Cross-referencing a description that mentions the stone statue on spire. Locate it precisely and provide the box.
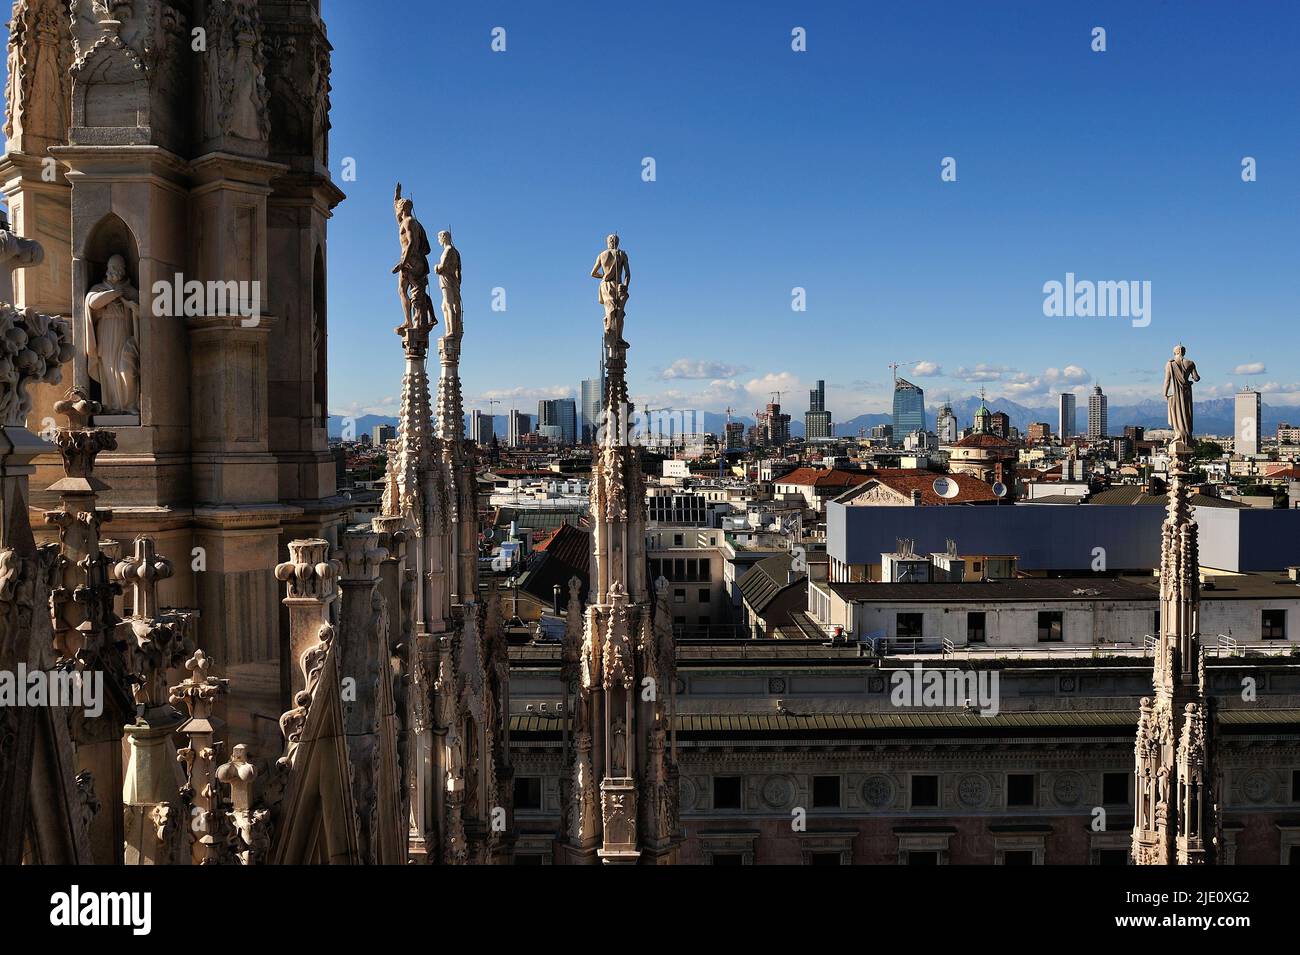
[1164,344,1200,448]
[435,229,462,343]
[591,233,630,351]
[1134,342,1217,865]
[392,183,434,332]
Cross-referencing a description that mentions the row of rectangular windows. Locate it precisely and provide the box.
[894,609,1290,642]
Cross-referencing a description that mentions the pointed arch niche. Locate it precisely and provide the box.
[75,212,140,425]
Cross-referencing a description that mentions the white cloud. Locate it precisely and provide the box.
[1233,362,1267,375]
[473,384,575,408]
[912,361,942,376]
[952,363,1013,382]
[1044,365,1090,385]
[659,358,748,380]
[639,371,803,414]
[744,371,802,404]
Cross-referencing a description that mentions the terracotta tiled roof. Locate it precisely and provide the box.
[850,469,999,505]
[774,467,873,489]
[953,431,1015,449]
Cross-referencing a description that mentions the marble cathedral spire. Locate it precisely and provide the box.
[1133,345,1218,865]
[561,234,679,864]
[380,188,508,864]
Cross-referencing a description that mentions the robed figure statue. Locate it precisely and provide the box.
[1164,344,1200,447]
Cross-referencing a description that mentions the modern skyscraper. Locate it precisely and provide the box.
[580,360,605,443]
[538,398,578,445]
[471,410,494,445]
[372,424,396,446]
[1235,389,1262,456]
[507,410,532,447]
[1088,385,1108,440]
[892,378,925,437]
[805,379,832,440]
[935,403,958,445]
[1058,392,1076,439]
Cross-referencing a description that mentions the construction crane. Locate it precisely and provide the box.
[719,406,735,478]
[888,360,924,384]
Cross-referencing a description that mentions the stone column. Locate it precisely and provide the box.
[274,537,339,702]
[336,528,387,864]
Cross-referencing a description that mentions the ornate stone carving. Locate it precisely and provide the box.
[274,538,338,600]
[862,774,896,809]
[218,743,270,865]
[169,650,231,864]
[0,302,72,425]
[956,773,990,809]
[277,623,333,770]
[201,0,270,144]
[4,0,73,155]
[761,774,795,810]
[0,209,46,307]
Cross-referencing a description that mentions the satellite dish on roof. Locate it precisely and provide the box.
[932,477,959,499]
[991,481,1008,499]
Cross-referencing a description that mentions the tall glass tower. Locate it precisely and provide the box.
[892,378,926,437]
[580,351,606,443]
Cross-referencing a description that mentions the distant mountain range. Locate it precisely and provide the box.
[840,396,1290,439]
[330,396,1289,442]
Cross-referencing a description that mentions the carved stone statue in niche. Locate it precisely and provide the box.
[85,253,140,414]
[228,4,266,141]
[611,716,628,776]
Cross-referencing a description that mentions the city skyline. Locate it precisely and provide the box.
[314,0,1298,426]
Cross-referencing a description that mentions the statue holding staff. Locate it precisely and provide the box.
[392,182,434,331]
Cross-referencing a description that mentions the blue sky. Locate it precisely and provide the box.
[321,0,1298,423]
[9,2,1299,422]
